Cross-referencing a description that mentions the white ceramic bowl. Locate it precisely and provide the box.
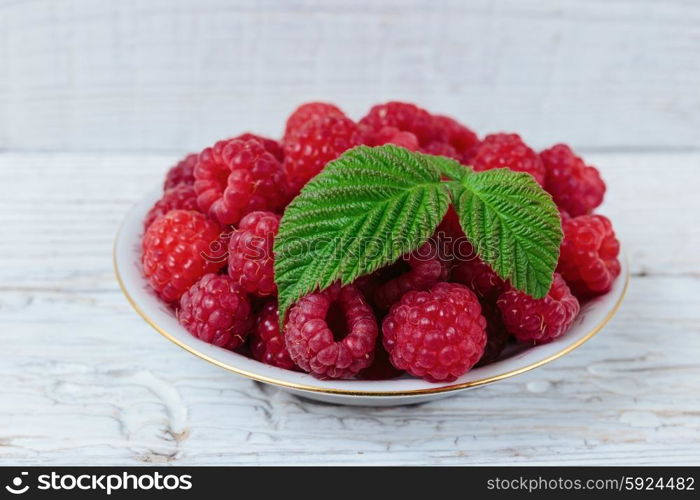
[114,189,628,406]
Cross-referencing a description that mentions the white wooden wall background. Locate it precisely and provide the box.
[1,0,699,466]
[1,0,699,152]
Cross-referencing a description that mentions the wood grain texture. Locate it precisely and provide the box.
[0,151,698,465]
[1,0,700,152]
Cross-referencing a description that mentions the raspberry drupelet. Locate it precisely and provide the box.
[141,210,225,303]
[284,284,378,379]
[164,153,197,190]
[177,273,252,350]
[283,102,346,141]
[497,273,579,344]
[471,133,545,185]
[283,114,362,195]
[194,138,289,226]
[558,214,621,297]
[373,239,451,311]
[144,184,199,230]
[227,211,280,297]
[382,282,487,382]
[250,301,296,370]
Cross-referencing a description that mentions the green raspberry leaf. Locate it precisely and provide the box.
[273,145,562,327]
[446,165,562,299]
[274,145,450,325]
[424,153,470,181]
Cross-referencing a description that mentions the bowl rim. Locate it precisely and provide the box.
[114,194,629,398]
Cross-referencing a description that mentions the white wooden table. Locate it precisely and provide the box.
[1,151,698,465]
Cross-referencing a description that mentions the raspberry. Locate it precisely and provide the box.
[431,115,480,162]
[365,126,420,151]
[497,273,579,343]
[227,211,280,297]
[176,273,252,350]
[374,239,451,311]
[234,133,284,162]
[475,302,511,366]
[164,153,197,190]
[283,102,345,141]
[194,138,289,226]
[142,210,225,303]
[540,144,606,216]
[472,133,545,185]
[421,141,460,160]
[283,115,362,194]
[451,246,505,301]
[284,284,378,379]
[359,101,436,146]
[382,282,487,382]
[144,184,199,229]
[250,301,296,370]
[558,214,620,297]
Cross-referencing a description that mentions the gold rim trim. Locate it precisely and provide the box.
[114,222,629,398]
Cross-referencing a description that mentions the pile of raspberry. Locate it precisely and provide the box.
[141,101,620,383]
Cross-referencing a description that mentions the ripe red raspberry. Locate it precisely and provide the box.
[227,211,280,297]
[164,153,197,190]
[497,273,580,343]
[382,282,487,382]
[451,248,505,301]
[365,126,420,151]
[359,101,436,146]
[472,133,545,185]
[142,210,225,303]
[176,273,252,350]
[431,115,480,162]
[283,102,345,141]
[250,301,296,370]
[374,239,451,310]
[144,184,199,229]
[234,133,284,162]
[283,115,362,194]
[475,302,511,366]
[194,138,289,226]
[540,144,606,216]
[421,141,461,160]
[284,284,378,379]
[558,214,620,297]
